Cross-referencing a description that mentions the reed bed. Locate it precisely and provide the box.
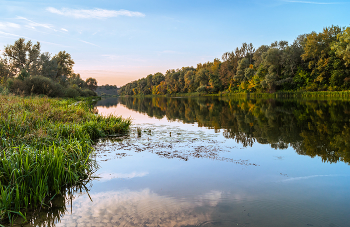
[0,94,130,224]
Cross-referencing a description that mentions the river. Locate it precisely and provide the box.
[23,96,350,227]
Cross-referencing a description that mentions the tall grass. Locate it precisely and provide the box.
[0,94,130,224]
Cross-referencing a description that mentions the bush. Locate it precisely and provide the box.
[80,88,97,97]
[24,76,64,97]
[64,87,80,98]
[7,78,26,95]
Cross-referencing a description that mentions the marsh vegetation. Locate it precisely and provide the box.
[0,94,130,224]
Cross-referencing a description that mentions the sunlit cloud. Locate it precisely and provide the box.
[16,16,54,30]
[46,7,145,19]
[61,28,68,32]
[283,0,344,4]
[0,22,21,30]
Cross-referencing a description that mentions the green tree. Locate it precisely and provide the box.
[86,77,98,91]
[53,51,75,80]
[301,25,342,86]
[3,38,41,75]
[332,26,350,67]
[39,52,58,79]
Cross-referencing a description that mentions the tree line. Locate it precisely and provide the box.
[119,25,350,95]
[0,38,98,97]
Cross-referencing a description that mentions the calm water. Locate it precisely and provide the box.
[22,97,350,227]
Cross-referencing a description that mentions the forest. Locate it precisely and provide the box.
[0,38,98,97]
[119,25,350,96]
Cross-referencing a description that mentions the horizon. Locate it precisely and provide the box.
[1,0,349,86]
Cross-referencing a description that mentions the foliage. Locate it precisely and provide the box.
[0,38,98,98]
[119,25,350,96]
[0,95,131,224]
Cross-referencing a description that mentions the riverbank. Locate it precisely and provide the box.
[0,95,131,224]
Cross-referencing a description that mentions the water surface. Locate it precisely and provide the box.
[22,97,350,227]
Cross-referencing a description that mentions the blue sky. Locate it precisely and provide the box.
[0,0,349,86]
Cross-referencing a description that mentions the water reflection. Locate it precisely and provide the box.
[17,97,350,226]
[116,97,350,164]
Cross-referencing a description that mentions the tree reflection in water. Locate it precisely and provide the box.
[118,96,350,164]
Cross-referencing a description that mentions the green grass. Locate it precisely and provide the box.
[0,94,130,224]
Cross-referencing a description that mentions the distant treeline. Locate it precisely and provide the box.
[0,38,98,97]
[119,25,350,95]
[96,84,119,96]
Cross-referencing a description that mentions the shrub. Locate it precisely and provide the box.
[64,87,80,98]
[23,76,64,97]
[7,78,26,95]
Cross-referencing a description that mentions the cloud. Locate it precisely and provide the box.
[0,22,21,30]
[16,16,54,30]
[282,174,349,182]
[158,50,185,54]
[0,31,70,47]
[79,39,99,47]
[283,0,343,4]
[56,189,222,226]
[96,171,149,182]
[0,31,27,38]
[61,28,68,32]
[46,7,145,19]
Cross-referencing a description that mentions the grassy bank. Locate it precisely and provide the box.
[0,94,130,224]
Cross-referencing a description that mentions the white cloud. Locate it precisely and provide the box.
[0,22,21,29]
[61,28,68,32]
[56,189,217,226]
[79,39,99,47]
[16,16,54,30]
[283,0,343,4]
[0,31,26,38]
[46,7,145,19]
[282,174,349,182]
[96,171,149,182]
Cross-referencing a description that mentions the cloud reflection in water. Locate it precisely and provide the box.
[56,189,224,226]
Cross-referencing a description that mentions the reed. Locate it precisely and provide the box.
[0,94,130,224]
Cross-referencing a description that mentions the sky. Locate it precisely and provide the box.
[0,0,349,86]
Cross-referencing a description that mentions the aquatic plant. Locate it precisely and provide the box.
[137,127,142,137]
[0,94,130,224]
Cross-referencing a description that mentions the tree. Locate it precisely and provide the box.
[86,77,97,91]
[53,51,75,80]
[332,26,350,67]
[39,52,58,79]
[3,38,41,75]
[301,25,342,85]
[0,57,13,83]
[69,73,86,88]
[195,68,209,87]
